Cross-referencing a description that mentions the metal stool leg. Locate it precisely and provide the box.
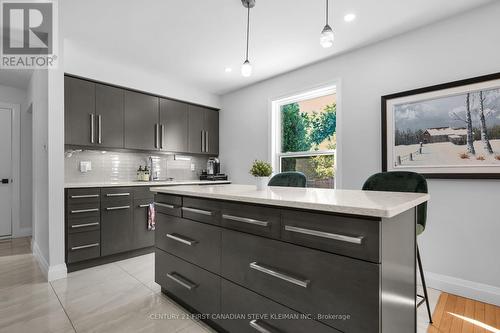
[417,245,433,323]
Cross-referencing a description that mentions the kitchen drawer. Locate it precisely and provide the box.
[67,202,100,220]
[219,279,338,333]
[221,229,380,333]
[155,249,220,316]
[154,194,182,217]
[155,214,221,273]
[67,230,100,263]
[133,186,155,200]
[220,202,280,239]
[101,187,133,202]
[281,210,380,263]
[67,188,100,205]
[182,197,220,226]
[67,216,100,234]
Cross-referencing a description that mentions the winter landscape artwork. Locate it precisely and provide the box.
[382,73,500,178]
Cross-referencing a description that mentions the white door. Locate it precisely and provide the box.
[0,108,12,237]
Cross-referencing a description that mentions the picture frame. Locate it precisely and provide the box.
[382,72,500,179]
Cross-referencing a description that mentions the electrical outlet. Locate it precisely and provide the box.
[79,161,92,173]
[190,163,195,171]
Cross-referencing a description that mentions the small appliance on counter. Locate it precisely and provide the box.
[201,157,228,181]
[200,173,229,181]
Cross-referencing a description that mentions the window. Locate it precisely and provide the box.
[272,86,337,188]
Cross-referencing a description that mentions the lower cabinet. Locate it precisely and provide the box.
[101,200,133,256]
[132,199,155,249]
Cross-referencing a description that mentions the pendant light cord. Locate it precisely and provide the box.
[245,5,250,61]
[325,0,329,25]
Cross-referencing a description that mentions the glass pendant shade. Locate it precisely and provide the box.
[320,24,334,48]
[241,60,252,77]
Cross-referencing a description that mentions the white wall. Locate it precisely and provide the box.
[0,84,32,237]
[220,2,500,305]
[63,40,221,109]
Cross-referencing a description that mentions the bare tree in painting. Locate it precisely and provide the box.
[451,93,476,154]
[478,90,494,153]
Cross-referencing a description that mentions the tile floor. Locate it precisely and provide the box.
[0,237,438,333]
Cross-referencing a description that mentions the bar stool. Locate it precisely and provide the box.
[268,171,307,188]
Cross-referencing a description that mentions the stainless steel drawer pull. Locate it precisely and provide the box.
[182,207,212,216]
[154,202,175,209]
[166,233,197,246]
[71,208,99,214]
[70,194,99,199]
[71,243,99,251]
[222,214,269,227]
[284,225,364,245]
[166,272,198,290]
[249,262,310,288]
[138,204,152,208]
[71,222,99,229]
[105,193,130,197]
[249,320,279,333]
[105,205,130,211]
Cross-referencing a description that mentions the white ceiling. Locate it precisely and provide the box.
[62,0,493,95]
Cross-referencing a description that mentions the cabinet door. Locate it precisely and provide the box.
[64,76,96,146]
[95,84,124,149]
[159,99,188,152]
[188,105,204,154]
[124,91,159,150]
[205,109,219,155]
[133,199,155,249]
[101,201,133,256]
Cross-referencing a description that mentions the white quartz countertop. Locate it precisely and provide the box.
[151,184,430,218]
[64,180,231,189]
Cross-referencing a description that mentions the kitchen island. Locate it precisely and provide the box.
[151,184,429,333]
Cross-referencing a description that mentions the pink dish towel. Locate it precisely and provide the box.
[148,203,156,231]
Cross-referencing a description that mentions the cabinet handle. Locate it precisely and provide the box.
[90,114,95,143]
[166,272,198,290]
[249,262,310,288]
[249,320,280,333]
[70,194,99,199]
[182,206,212,216]
[205,131,209,153]
[97,114,102,144]
[222,214,268,227]
[105,193,130,197]
[160,124,165,149]
[71,222,99,229]
[154,202,175,209]
[70,208,99,214]
[71,243,99,251]
[284,225,364,245]
[138,204,151,208]
[166,233,197,246]
[201,130,205,152]
[105,205,130,211]
[154,124,159,149]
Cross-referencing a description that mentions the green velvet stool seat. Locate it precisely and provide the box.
[268,171,307,188]
[362,171,433,323]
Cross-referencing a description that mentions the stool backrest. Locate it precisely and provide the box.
[268,171,307,188]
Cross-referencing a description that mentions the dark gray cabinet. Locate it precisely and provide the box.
[64,76,95,146]
[124,91,159,151]
[159,99,188,152]
[133,198,155,249]
[101,200,133,256]
[95,84,124,148]
[188,106,219,155]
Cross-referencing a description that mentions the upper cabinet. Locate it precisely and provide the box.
[124,91,159,151]
[65,75,219,155]
[188,106,219,155]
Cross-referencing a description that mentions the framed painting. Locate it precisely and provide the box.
[382,72,500,179]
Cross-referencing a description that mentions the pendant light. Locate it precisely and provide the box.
[320,0,334,48]
[241,0,255,77]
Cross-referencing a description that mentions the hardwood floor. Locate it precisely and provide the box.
[428,293,500,333]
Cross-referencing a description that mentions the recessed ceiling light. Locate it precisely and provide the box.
[224,67,232,73]
[344,13,356,22]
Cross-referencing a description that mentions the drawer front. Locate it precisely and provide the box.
[67,216,100,234]
[67,202,100,220]
[219,279,338,333]
[155,249,220,315]
[220,202,280,239]
[221,229,380,333]
[182,197,220,226]
[155,214,221,273]
[101,200,133,256]
[132,199,155,249]
[154,194,182,217]
[133,186,155,200]
[67,231,100,263]
[67,188,100,205]
[101,187,133,202]
[281,210,380,263]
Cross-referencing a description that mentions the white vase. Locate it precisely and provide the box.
[255,177,269,190]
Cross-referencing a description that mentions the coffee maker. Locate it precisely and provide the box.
[201,157,228,180]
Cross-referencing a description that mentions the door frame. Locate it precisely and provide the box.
[0,102,20,239]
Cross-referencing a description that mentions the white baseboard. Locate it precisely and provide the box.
[12,227,32,238]
[32,241,68,282]
[425,271,500,306]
